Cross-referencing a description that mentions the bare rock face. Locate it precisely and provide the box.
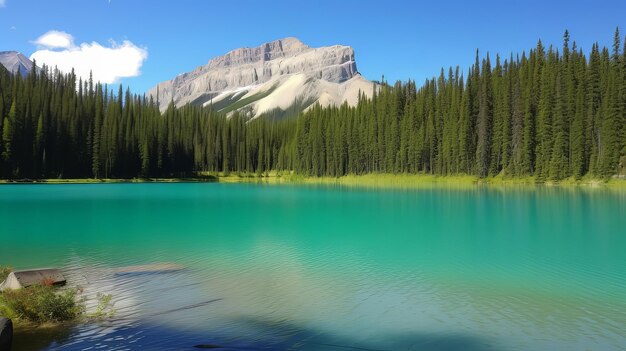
[0,51,34,77]
[148,38,372,116]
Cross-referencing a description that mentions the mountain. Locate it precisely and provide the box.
[148,37,374,117]
[0,51,34,77]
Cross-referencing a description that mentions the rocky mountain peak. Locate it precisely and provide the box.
[0,51,34,77]
[148,38,372,116]
[207,37,309,69]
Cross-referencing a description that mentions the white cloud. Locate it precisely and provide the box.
[33,30,75,49]
[0,0,6,8]
[30,31,148,84]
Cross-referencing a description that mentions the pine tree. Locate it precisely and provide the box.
[2,102,16,177]
[476,54,493,177]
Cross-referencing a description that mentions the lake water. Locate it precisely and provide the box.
[0,183,625,351]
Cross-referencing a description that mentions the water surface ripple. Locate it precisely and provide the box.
[0,183,624,350]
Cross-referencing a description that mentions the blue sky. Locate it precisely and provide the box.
[1,0,625,94]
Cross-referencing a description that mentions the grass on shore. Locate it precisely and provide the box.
[1,172,624,189]
[200,171,626,189]
[1,266,82,325]
[0,284,83,325]
[0,266,11,282]
[0,266,114,326]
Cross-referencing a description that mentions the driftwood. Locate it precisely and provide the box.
[0,269,66,291]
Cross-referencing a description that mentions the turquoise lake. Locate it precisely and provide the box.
[0,183,625,350]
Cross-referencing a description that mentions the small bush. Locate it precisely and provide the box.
[0,284,84,324]
[88,293,115,319]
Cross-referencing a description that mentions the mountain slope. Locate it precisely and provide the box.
[148,38,374,117]
[0,51,34,77]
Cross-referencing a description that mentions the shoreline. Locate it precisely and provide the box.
[0,177,218,184]
[1,173,624,189]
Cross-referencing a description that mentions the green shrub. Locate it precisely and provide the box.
[0,284,84,324]
[88,293,115,319]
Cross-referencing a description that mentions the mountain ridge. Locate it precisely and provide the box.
[148,38,373,117]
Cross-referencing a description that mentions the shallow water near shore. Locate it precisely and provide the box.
[1,183,625,350]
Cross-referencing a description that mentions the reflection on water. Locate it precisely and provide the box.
[12,259,500,351]
[1,183,625,350]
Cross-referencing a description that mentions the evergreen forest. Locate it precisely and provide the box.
[1,31,624,180]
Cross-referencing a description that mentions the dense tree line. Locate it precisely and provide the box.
[0,63,294,179]
[294,30,625,179]
[0,31,624,180]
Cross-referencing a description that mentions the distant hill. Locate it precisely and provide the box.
[0,51,34,77]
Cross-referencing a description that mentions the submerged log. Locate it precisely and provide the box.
[113,263,186,275]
